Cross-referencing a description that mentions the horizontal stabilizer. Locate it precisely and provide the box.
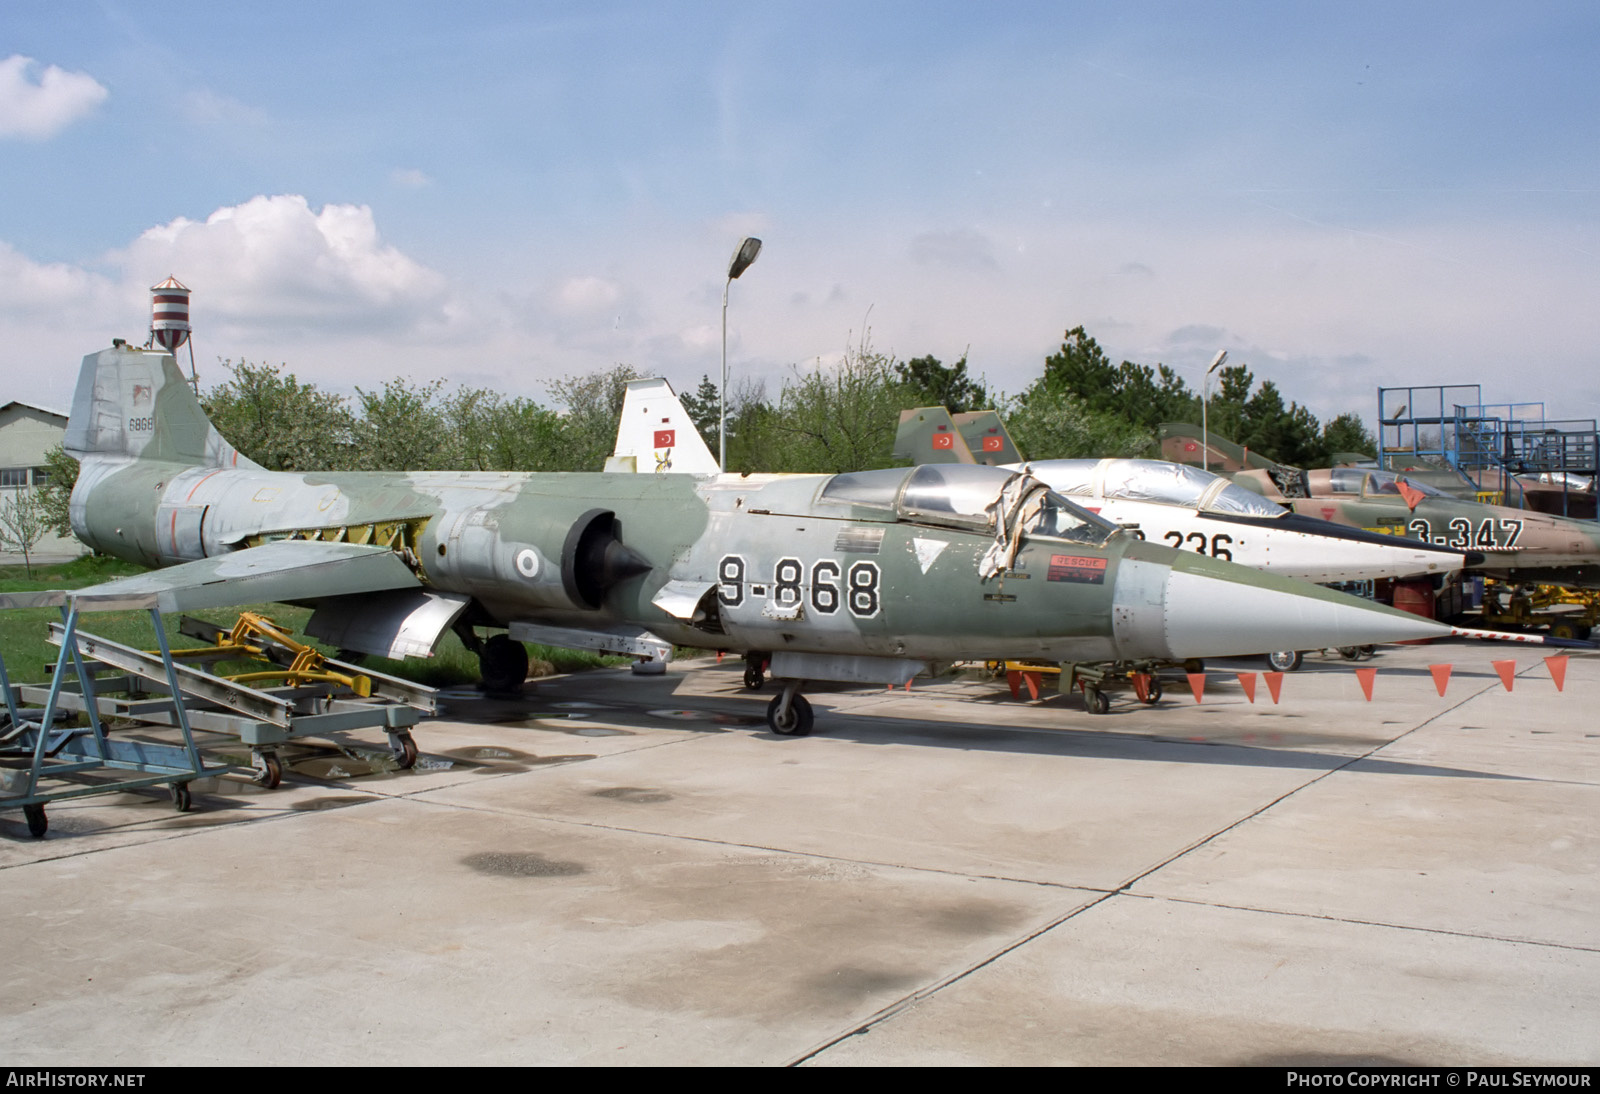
[62,541,421,614]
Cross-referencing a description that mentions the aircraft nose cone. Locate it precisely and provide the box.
[1158,560,1449,659]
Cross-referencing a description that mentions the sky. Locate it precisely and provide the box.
[3,1,1598,437]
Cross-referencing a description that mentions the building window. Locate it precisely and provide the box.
[0,468,28,488]
[31,467,49,486]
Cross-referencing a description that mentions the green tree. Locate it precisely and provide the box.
[762,340,908,473]
[1032,326,1198,431]
[204,359,357,471]
[444,388,566,471]
[678,375,722,442]
[0,487,50,578]
[1322,413,1377,460]
[353,377,453,471]
[1005,386,1154,461]
[547,364,641,471]
[894,353,988,415]
[35,444,78,538]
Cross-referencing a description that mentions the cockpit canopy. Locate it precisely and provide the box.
[1329,468,1450,499]
[819,464,1117,544]
[1021,458,1289,518]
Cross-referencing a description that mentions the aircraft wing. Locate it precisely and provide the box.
[62,541,422,614]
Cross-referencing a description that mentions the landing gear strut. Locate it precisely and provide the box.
[743,651,769,690]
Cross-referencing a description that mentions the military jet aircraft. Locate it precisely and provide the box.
[63,343,1483,735]
[1231,464,1600,590]
[895,407,1475,585]
[1155,423,1600,590]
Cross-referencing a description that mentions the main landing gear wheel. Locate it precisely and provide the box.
[23,803,46,839]
[390,731,419,770]
[171,783,193,813]
[479,634,529,692]
[1082,687,1110,715]
[1337,645,1376,661]
[252,752,283,789]
[766,690,814,736]
[1265,650,1303,672]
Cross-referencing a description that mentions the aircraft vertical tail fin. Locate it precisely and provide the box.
[952,410,1023,465]
[64,342,257,470]
[606,377,720,475]
[893,407,974,464]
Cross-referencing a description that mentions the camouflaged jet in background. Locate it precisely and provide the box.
[1156,424,1600,590]
[1231,464,1600,590]
[894,407,1476,585]
[63,343,1471,734]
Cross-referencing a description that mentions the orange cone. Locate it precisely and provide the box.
[1544,655,1568,692]
[1428,664,1452,696]
[1263,672,1284,704]
[1492,660,1517,691]
[1237,672,1257,703]
[1355,666,1377,701]
[1186,672,1206,703]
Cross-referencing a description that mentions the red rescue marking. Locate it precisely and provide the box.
[1047,554,1107,584]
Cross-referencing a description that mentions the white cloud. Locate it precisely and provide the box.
[908,228,999,271]
[554,275,622,314]
[117,195,451,334]
[0,55,108,139]
[390,167,432,188]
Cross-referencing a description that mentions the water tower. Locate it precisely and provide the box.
[149,276,198,392]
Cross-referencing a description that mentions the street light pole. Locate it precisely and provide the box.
[720,237,763,471]
[1201,349,1228,474]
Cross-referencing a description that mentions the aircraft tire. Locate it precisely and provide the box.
[766,693,814,736]
[1265,650,1303,672]
[1141,678,1163,704]
[479,635,529,692]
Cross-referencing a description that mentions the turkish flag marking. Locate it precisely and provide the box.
[983,437,1003,451]
[932,433,954,449]
[654,430,675,448]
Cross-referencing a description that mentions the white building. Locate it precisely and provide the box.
[0,400,85,564]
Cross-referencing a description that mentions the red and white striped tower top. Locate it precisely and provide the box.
[150,276,191,352]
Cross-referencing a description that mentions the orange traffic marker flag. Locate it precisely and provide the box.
[1263,672,1284,704]
[1428,664,1452,696]
[1355,666,1377,701]
[1544,655,1568,692]
[1237,672,1257,703]
[1492,660,1517,691]
[1186,672,1206,703]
